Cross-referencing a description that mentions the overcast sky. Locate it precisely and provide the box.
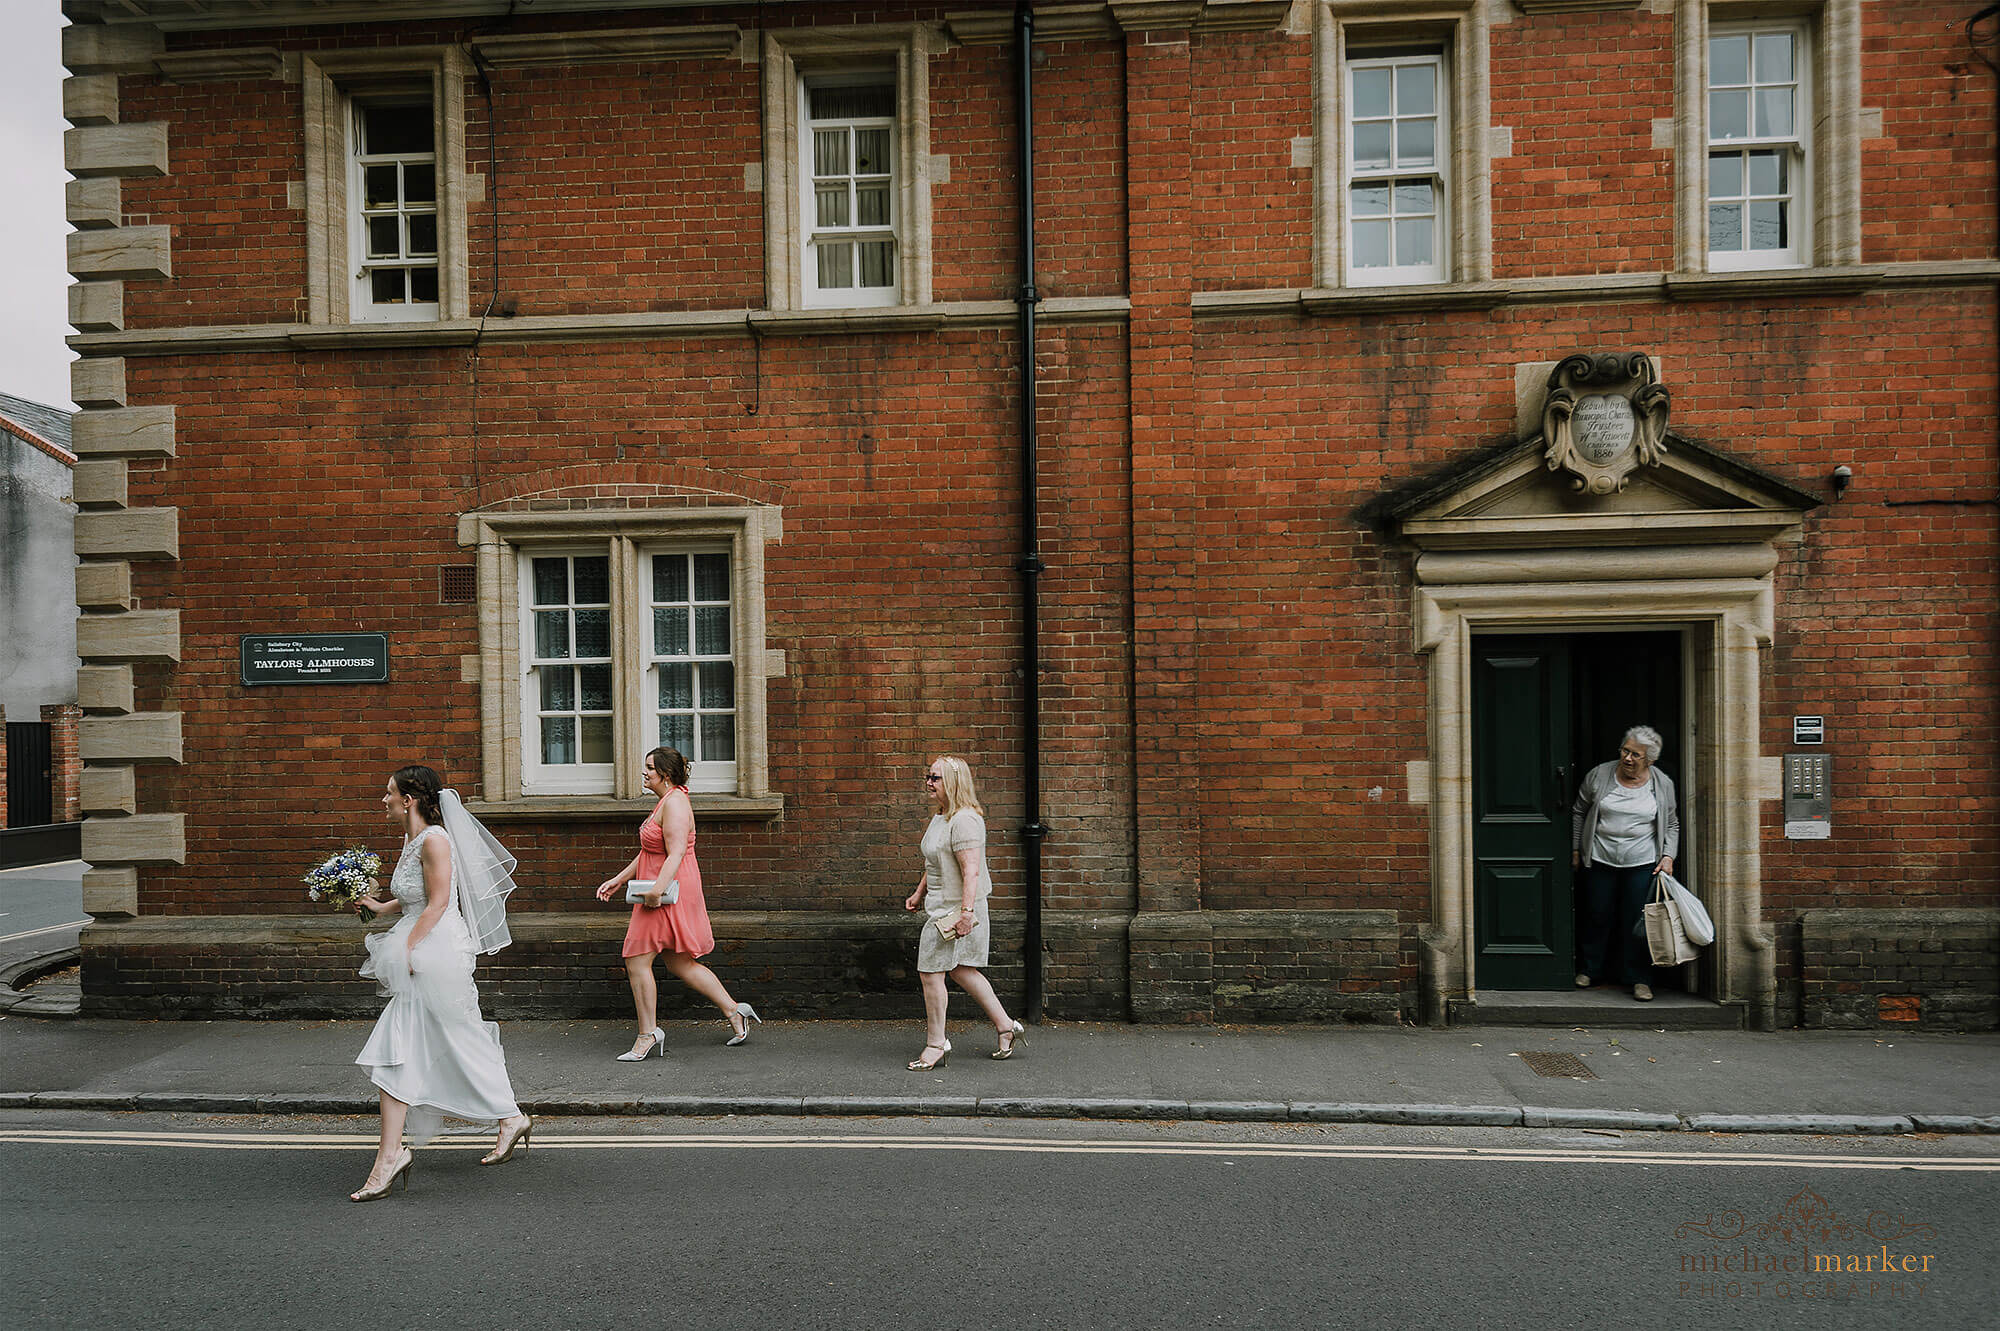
[1,8,75,413]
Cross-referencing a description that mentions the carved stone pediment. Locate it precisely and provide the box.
[1371,430,1822,553]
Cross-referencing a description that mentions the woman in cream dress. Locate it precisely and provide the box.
[350,765,532,1201]
[900,755,1025,1070]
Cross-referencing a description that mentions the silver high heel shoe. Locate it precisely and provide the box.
[350,1149,413,1202]
[725,1002,763,1047]
[616,1028,666,1061]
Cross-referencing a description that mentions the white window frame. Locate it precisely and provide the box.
[644,547,739,794]
[518,548,617,796]
[762,24,934,312]
[302,48,471,325]
[1674,2,1862,273]
[460,506,781,811]
[348,97,443,322]
[1705,21,1811,272]
[800,76,901,308]
[1313,1,1493,292]
[1343,51,1450,287]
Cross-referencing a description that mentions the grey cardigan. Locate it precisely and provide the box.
[1571,761,1679,867]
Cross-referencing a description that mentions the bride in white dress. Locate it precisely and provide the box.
[349,764,533,1202]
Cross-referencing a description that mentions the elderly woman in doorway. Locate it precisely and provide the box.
[594,746,760,1058]
[1571,725,1681,1002]
[900,755,1026,1070]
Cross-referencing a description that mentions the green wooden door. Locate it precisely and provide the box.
[1472,637,1575,990]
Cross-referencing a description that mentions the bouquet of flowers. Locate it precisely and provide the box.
[305,847,382,913]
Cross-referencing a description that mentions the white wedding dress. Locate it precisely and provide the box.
[355,824,522,1144]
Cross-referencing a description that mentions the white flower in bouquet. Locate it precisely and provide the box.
[305,847,383,912]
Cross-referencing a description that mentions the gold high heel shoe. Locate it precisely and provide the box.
[906,1038,951,1071]
[350,1149,413,1202]
[990,1019,1026,1060]
[480,1115,534,1166]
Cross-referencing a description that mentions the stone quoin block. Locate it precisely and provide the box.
[74,561,133,611]
[69,406,174,458]
[70,357,126,408]
[66,177,123,231]
[76,609,180,663]
[67,227,172,282]
[82,813,187,866]
[64,123,168,178]
[62,24,164,75]
[81,867,141,918]
[79,712,184,764]
[70,459,129,510]
[80,765,138,814]
[69,281,124,332]
[74,508,179,560]
[76,665,137,714]
[64,73,121,125]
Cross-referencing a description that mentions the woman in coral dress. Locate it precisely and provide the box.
[594,746,760,1059]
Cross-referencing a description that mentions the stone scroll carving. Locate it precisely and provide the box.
[1542,352,1670,494]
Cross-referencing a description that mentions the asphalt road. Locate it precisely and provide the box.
[0,859,84,975]
[3,1113,1993,1331]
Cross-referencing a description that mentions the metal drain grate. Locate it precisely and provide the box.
[1517,1051,1597,1080]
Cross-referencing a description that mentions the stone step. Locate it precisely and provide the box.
[1449,989,1747,1029]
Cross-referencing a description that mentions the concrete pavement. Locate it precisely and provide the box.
[1,1007,1994,1134]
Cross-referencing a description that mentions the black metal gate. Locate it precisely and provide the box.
[5,722,54,828]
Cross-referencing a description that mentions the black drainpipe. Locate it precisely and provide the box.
[1014,0,1048,1022]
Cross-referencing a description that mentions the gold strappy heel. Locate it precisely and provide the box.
[350,1149,413,1202]
[480,1115,534,1166]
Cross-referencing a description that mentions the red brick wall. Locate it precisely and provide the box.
[1189,28,1314,292]
[46,704,82,825]
[86,3,2000,1018]
[1863,3,2000,263]
[1188,290,2000,920]
[120,319,1140,918]
[1491,6,1678,277]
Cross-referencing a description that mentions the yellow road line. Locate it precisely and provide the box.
[1,1127,1994,1170]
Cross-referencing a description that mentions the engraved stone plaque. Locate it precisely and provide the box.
[1540,353,1670,494]
[1573,394,1634,463]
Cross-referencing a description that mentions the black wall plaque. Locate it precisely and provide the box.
[240,634,390,686]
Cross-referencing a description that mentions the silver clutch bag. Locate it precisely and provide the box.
[624,878,681,906]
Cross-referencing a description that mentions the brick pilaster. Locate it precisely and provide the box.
[1125,29,1201,912]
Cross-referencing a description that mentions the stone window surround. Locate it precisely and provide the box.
[762,23,936,312]
[302,47,473,325]
[1314,0,1493,291]
[457,505,783,820]
[1673,0,1862,272]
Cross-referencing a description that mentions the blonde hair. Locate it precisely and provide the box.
[932,755,984,820]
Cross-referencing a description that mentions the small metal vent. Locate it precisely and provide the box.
[438,566,476,605]
[1517,1051,1597,1080]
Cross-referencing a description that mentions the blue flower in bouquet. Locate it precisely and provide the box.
[306,847,383,911]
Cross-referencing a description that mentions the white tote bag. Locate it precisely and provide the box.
[1658,872,1714,946]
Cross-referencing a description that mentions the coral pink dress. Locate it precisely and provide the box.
[621,788,713,959]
